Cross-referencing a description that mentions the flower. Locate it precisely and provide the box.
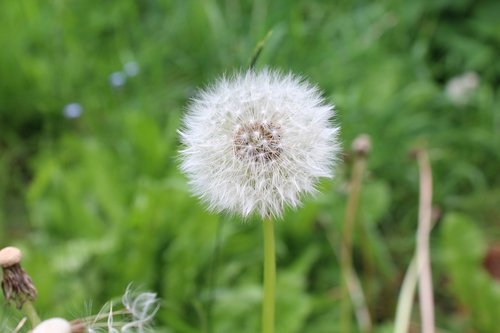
[445,71,479,106]
[123,61,140,77]
[179,69,340,218]
[0,246,37,309]
[63,103,84,119]
[109,72,127,89]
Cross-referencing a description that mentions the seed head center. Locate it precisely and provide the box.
[233,121,282,162]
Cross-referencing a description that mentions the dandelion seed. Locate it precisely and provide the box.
[83,286,159,333]
[179,69,340,218]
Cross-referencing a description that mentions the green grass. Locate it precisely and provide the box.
[1,0,499,332]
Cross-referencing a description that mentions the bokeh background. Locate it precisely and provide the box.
[1,0,499,332]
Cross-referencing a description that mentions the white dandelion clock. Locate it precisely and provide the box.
[31,318,72,333]
[179,69,340,219]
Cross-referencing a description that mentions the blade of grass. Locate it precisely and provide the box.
[249,30,273,69]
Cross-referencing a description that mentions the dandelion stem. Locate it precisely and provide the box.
[340,135,371,333]
[415,148,434,333]
[394,257,418,333]
[207,216,226,333]
[262,218,276,333]
[22,301,40,327]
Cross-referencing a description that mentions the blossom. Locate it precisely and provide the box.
[109,72,126,89]
[63,103,83,119]
[445,71,479,106]
[179,69,340,218]
[123,61,140,77]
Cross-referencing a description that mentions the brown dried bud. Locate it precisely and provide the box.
[0,246,22,267]
[352,134,371,157]
[1,247,37,309]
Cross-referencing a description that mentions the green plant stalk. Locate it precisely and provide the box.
[206,216,225,333]
[394,258,418,333]
[262,219,276,333]
[319,219,372,333]
[23,300,40,328]
[340,154,367,333]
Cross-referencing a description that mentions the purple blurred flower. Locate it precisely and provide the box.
[63,103,83,119]
[109,71,127,88]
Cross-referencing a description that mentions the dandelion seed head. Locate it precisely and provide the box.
[32,318,71,333]
[179,69,340,218]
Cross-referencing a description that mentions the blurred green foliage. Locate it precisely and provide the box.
[1,0,499,332]
[440,213,500,333]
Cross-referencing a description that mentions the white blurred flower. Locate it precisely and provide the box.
[32,318,71,333]
[445,71,479,106]
[109,72,127,89]
[179,69,340,219]
[63,103,83,119]
[123,62,140,77]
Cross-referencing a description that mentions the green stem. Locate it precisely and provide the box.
[23,300,40,327]
[207,216,225,333]
[262,219,276,333]
[394,258,418,333]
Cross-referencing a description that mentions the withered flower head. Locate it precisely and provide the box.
[0,246,37,309]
